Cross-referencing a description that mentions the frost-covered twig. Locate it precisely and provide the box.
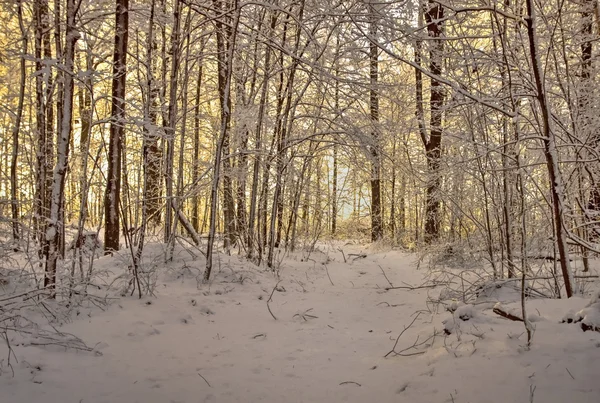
[385,312,438,358]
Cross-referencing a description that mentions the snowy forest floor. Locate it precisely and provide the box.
[1,242,600,403]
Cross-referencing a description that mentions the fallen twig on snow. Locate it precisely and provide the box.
[197,372,212,387]
[385,312,432,358]
[293,308,318,321]
[339,381,361,387]
[348,253,367,261]
[378,265,394,288]
[566,367,575,380]
[493,305,523,322]
[385,283,441,291]
[324,264,334,286]
[338,248,347,263]
[266,281,282,321]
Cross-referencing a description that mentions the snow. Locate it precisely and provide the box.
[1,243,599,403]
[564,290,600,332]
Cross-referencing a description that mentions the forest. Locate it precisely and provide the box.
[1,0,600,402]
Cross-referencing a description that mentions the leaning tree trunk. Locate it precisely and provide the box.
[44,0,78,296]
[104,0,129,253]
[524,0,575,297]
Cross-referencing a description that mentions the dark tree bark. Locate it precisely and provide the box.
[524,0,575,297]
[369,3,382,242]
[104,0,129,253]
[145,14,162,229]
[205,0,240,281]
[417,0,445,243]
[192,37,206,233]
[247,11,276,260]
[11,0,28,240]
[163,0,182,247]
[267,0,305,267]
[211,0,238,252]
[580,1,600,224]
[55,0,66,258]
[33,0,50,247]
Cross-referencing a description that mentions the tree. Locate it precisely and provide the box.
[205,0,241,281]
[368,1,383,242]
[420,0,445,243]
[524,0,575,297]
[10,0,27,241]
[104,0,129,253]
[44,0,78,295]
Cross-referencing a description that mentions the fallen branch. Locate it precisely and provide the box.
[385,312,421,358]
[493,306,523,322]
[266,281,282,321]
[348,253,367,261]
[324,264,334,286]
[378,265,393,288]
[385,284,440,291]
[197,372,212,387]
[293,308,318,321]
[174,200,203,248]
[338,248,347,263]
[339,381,361,387]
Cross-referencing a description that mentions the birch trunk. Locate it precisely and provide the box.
[44,0,78,295]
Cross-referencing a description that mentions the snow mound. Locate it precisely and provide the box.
[562,289,600,332]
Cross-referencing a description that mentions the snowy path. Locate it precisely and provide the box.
[2,248,600,403]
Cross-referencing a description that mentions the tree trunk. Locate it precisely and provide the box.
[11,0,27,241]
[104,0,129,253]
[163,0,181,247]
[268,0,305,268]
[192,38,205,233]
[422,1,445,243]
[44,0,78,296]
[524,0,575,297]
[211,0,238,252]
[247,12,276,260]
[205,0,240,281]
[33,0,50,247]
[369,3,383,242]
[144,0,162,230]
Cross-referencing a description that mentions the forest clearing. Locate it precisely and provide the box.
[2,243,599,403]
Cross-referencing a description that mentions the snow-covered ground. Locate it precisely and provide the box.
[1,243,599,403]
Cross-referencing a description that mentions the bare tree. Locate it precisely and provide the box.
[524,0,575,297]
[205,0,241,281]
[44,0,78,295]
[369,1,383,242]
[10,0,28,241]
[104,0,130,253]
